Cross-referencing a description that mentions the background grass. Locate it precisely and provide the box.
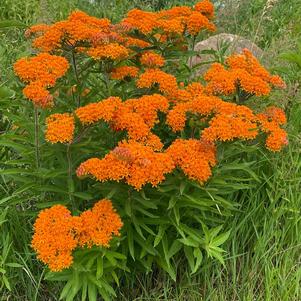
[0,0,300,300]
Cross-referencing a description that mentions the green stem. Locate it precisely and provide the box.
[71,50,81,107]
[67,144,75,211]
[34,106,40,169]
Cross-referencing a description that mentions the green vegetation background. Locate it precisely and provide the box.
[0,0,301,300]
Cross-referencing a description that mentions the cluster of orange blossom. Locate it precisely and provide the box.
[13,53,69,107]
[32,199,122,272]
[14,1,289,270]
[204,49,286,96]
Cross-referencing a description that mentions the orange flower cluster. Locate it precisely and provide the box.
[75,94,169,142]
[195,0,215,18]
[166,94,288,150]
[204,49,286,96]
[14,53,69,107]
[167,95,220,131]
[167,139,217,183]
[45,113,75,144]
[202,102,258,142]
[75,96,122,124]
[123,1,215,37]
[31,205,78,272]
[76,200,123,248]
[111,66,139,80]
[32,199,122,272]
[27,11,111,52]
[137,69,178,95]
[76,140,174,190]
[186,11,216,36]
[257,106,288,151]
[140,52,165,68]
[87,43,129,60]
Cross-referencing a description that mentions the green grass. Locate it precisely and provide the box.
[0,0,301,300]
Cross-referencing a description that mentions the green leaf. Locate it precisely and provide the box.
[184,246,195,273]
[127,226,135,260]
[0,86,14,98]
[212,230,231,247]
[154,224,167,247]
[59,279,73,300]
[2,275,11,291]
[6,262,22,268]
[87,281,97,301]
[178,237,199,248]
[168,196,177,210]
[168,240,182,259]
[81,277,88,301]
[192,248,203,274]
[96,256,103,279]
[0,20,26,29]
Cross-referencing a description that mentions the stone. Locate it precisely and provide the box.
[190,33,264,76]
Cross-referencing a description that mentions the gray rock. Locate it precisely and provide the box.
[191,33,264,76]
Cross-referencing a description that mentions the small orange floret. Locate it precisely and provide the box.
[45,113,75,144]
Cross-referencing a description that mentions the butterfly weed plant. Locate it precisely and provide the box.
[1,1,289,300]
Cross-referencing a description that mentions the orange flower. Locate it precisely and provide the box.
[123,37,151,48]
[111,66,139,80]
[45,113,75,144]
[28,11,111,52]
[167,139,216,183]
[186,11,216,35]
[257,107,288,151]
[202,103,258,142]
[25,24,49,38]
[77,140,175,190]
[112,105,151,140]
[76,199,123,248]
[31,205,78,272]
[87,43,129,60]
[123,9,158,35]
[14,53,69,86]
[14,53,69,107]
[205,49,286,96]
[166,95,221,131]
[32,199,122,271]
[23,82,54,108]
[124,94,169,127]
[137,69,178,95]
[194,0,215,19]
[75,96,122,124]
[140,52,165,68]
[204,63,236,95]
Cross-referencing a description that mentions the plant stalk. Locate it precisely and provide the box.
[71,50,81,107]
[34,106,40,169]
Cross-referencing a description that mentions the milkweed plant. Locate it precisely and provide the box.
[11,0,288,300]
